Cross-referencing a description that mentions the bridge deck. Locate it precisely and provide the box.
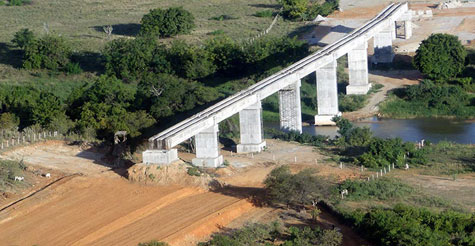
[149,2,409,150]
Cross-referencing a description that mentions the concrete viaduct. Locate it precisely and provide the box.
[143,2,413,167]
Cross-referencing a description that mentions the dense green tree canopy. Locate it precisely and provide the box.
[23,35,72,71]
[140,7,195,37]
[413,33,467,80]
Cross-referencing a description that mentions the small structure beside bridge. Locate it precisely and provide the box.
[143,3,414,167]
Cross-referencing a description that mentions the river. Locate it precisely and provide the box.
[265,117,475,144]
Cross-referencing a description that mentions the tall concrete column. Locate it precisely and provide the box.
[279,81,302,133]
[315,59,341,125]
[403,21,412,39]
[192,124,223,168]
[372,25,394,64]
[237,101,266,153]
[347,41,371,95]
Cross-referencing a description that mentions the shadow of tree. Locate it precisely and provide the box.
[248,3,281,9]
[71,51,104,74]
[92,23,141,37]
[0,42,23,68]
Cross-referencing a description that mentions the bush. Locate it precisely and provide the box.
[338,94,367,112]
[140,7,195,37]
[254,10,274,18]
[11,28,35,49]
[0,112,20,131]
[305,0,339,20]
[138,241,169,246]
[209,15,237,21]
[7,0,31,6]
[339,177,413,201]
[136,73,219,120]
[64,62,82,74]
[264,166,333,207]
[23,35,72,71]
[167,40,216,79]
[413,33,466,80]
[349,204,475,246]
[103,37,171,82]
[0,160,26,191]
[279,0,308,20]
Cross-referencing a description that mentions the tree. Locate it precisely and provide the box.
[103,37,171,82]
[23,34,72,70]
[136,73,219,120]
[0,112,20,131]
[11,28,35,49]
[31,92,64,127]
[278,0,309,20]
[167,41,216,79]
[140,7,195,37]
[413,33,466,80]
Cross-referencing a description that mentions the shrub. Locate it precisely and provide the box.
[140,7,195,37]
[0,112,20,131]
[338,94,367,112]
[350,204,475,246]
[187,166,201,176]
[23,35,72,71]
[138,241,169,246]
[278,0,308,20]
[31,92,64,128]
[413,33,466,80]
[103,37,171,81]
[264,166,333,207]
[254,10,274,18]
[8,0,31,6]
[204,36,242,72]
[209,15,237,21]
[0,160,26,191]
[339,177,413,201]
[11,28,35,49]
[136,73,219,120]
[64,62,82,74]
[167,40,216,79]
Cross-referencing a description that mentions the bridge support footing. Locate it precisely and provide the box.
[142,149,178,165]
[314,112,342,126]
[192,125,223,168]
[347,84,372,95]
[237,141,267,153]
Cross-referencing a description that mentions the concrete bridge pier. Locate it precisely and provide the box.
[315,59,341,125]
[237,101,266,153]
[279,81,302,133]
[192,124,223,167]
[347,41,371,95]
[372,25,395,64]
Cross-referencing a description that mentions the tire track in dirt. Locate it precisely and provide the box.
[71,187,202,245]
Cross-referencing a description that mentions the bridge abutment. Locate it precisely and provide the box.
[279,81,303,133]
[142,149,178,165]
[237,101,266,153]
[192,124,223,168]
[347,41,371,95]
[315,59,341,125]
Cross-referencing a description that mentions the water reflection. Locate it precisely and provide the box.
[265,117,475,144]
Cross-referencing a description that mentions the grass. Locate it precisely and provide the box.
[0,0,305,52]
[420,141,475,175]
[0,159,26,192]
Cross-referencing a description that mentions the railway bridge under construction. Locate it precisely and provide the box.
[144,3,414,167]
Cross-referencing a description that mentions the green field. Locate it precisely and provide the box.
[0,0,304,52]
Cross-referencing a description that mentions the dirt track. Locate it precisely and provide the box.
[0,175,255,245]
[0,142,257,245]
